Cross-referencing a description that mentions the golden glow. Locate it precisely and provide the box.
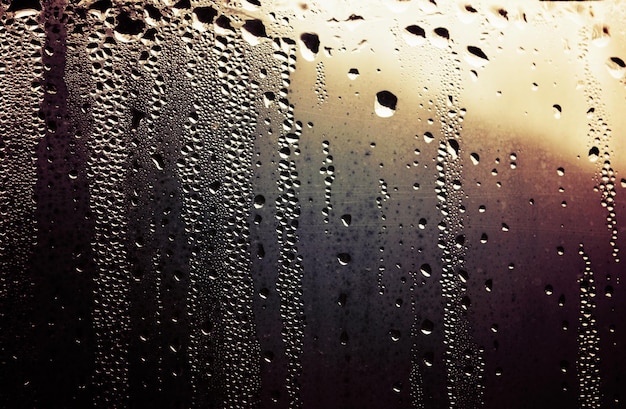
[249,0,626,170]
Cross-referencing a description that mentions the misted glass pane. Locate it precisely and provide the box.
[1,1,625,408]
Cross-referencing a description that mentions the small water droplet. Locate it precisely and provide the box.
[421,319,434,335]
[337,253,351,265]
[347,68,360,80]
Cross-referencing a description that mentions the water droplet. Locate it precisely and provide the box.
[241,19,267,46]
[421,319,434,335]
[403,25,426,46]
[465,45,489,67]
[423,131,434,144]
[254,194,265,208]
[347,68,360,80]
[389,329,401,341]
[446,139,460,159]
[470,152,480,165]
[114,11,145,41]
[375,90,398,118]
[151,153,164,171]
[337,253,351,265]
[340,331,349,345]
[299,32,320,61]
[606,57,625,79]
[431,27,450,48]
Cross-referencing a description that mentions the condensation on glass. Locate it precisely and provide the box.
[1,0,625,408]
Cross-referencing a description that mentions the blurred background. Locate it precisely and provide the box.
[1,0,625,408]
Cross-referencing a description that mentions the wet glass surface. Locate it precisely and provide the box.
[1,1,626,408]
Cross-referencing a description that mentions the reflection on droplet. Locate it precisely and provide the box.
[430,27,450,48]
[403,25,426,46]
[424,131,434,144]
[470,152,480,165]
[420,319,434,335]
[389,329,401,342]
[375,90,397,118]
[337,253,351,265]
[465,45,489,67]
[241,19,267,46]
[347,68,360,80]
[591,24,611,47]
[299,32,320,61]
[606,57,625,79]
[254,194,265,208]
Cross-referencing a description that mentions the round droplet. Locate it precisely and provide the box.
[388,329,401,341]
[418,218,427,229]
[420,319,434,335]
[375,90,398,118]
[430,27,450,48]
[347,68,360,80]
[423,131,434,144]
[337,253,351,265]
[254,194,265,208]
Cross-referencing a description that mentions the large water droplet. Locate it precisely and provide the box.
[375,90,397,118]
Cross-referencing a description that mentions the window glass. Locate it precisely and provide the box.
[1,1,625,408]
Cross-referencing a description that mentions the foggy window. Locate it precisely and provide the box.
[1,1,625,408]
